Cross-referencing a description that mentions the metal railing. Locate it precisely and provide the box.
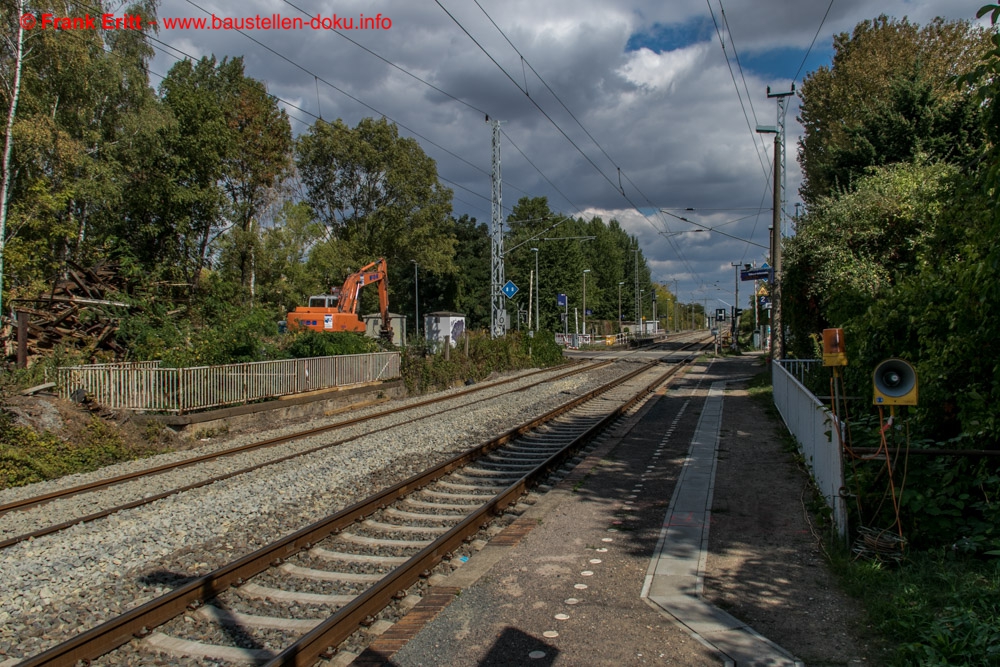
[773,359,847,537]
[56,352,401,414]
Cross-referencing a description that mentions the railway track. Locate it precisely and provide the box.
[14,347,704,667]
[0,333,706,550]
[0,360,609,549]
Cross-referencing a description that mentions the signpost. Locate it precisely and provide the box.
[740,267,773,281]
[501,280,519,299]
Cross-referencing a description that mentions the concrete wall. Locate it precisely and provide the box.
[136,380,406,440]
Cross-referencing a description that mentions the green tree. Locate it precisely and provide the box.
[798,15,989,205]
[3,0,159,299]
[296,117,456,279]
[783,160,956,356]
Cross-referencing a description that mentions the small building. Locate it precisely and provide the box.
[424,312,465,349]
[362,312,407,346]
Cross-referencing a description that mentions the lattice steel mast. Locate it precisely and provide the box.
[489,118,506,338]
[767,85,795,237]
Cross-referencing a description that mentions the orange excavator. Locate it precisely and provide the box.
[286,258,393,341]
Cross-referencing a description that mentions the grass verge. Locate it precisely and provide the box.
[750,364,1000,663]
[0,415,159,490]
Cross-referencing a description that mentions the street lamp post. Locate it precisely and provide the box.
[640,289,644,334]
[618,281,624,333]
[411,260,419,341]
[582,269,590,339]
[531,247,539,333]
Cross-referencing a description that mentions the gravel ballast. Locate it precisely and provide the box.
[0,361,643,661]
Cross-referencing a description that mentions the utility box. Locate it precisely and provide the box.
[362,312,406,346]
[424,312,465,349]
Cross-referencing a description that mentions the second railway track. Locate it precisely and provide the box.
[0,336,712,664]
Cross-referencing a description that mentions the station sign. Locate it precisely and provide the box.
[741,268,773,281]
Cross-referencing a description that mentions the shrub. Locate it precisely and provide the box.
[283,330,380,358]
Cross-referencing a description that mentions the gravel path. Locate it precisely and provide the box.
[0,361,642,662]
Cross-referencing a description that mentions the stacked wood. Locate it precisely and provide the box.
[6,261,134,364]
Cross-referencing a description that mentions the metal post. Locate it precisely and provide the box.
[489,119,505,338]
[731,262,741,351]
[412,260,419,341]
[582,269,590,340]
[532,247,539,332]
[617,281,623,332]
[633,246,639,331]
[771,134,784,359]
[768,85,795,238]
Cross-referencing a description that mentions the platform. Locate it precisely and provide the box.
[349,354,869,666]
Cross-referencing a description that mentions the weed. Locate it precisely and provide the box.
[0,414,157,490]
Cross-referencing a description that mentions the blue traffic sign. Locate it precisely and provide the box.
[557,293,567,306]
[501,280,519,299]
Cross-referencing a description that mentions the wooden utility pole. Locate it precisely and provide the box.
[770,134,784,360]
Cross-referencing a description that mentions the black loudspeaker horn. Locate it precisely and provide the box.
[872,358,918,406]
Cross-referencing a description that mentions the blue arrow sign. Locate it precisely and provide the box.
[501,280,519,299]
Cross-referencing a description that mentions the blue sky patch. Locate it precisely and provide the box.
[625,17,714,53]
[738,45,835,83]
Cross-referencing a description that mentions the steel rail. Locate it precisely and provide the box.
[0,360,628,549]
[267,359,693,666]
[16,360,668,667]
[0,360,596,518]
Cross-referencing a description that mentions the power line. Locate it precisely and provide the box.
[719,2,769,162]
[706,0,771,188]
[58,3,507,222]
[794,0,835,84]
[436,1,704,281]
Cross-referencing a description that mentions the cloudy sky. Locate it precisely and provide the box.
[151,0,990,308]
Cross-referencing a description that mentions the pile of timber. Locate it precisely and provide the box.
[8,261,133,363]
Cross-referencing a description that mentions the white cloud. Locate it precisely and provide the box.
[150,0,987,303]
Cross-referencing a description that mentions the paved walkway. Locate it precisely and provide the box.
[641,380,800,666]
[355,357,823,666]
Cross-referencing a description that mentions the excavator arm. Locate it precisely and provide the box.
[338,258,393,341]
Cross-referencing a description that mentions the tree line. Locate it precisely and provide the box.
[784,8,1000,552]
[0,0,670,363]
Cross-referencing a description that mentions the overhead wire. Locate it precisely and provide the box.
[706,0,771,188]
[719,1,770,169]
[793,0,835,85]
[177,0,515,195]
[61,0,507,222]
[439,0,705,282]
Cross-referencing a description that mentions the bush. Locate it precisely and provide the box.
[0,414,157,490]
[283,330,380,358]
[838,551,1000,665]
[401,330,562,395]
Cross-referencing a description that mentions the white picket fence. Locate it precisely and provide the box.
[56,352,400,414]
[773,359,848,537]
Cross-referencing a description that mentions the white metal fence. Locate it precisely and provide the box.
[773,359,847,537]
[56,352,401,414]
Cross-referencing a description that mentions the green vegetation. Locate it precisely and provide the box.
[784,6,1000,660]
[400,330,563,395]
[0,1,674,371]
[0,414,158,490]
[836,552,1000,666]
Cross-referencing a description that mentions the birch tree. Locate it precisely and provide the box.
[0,0,26,320]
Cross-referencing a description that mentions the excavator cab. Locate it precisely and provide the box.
[307,288,341,309]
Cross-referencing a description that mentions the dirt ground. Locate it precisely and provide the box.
[705,356,885,665]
